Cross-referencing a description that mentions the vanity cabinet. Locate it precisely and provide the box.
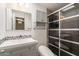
[0,38,38,56]
[25,13,32,30]
[10,46,37,56]
[0,46,37,56]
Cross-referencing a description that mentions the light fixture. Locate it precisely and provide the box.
[62,5,75,12]
[17,3,30,8]
[16,19,24,22]
[18,21,22,24]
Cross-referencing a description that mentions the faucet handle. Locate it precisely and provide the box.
[19,35,22,37]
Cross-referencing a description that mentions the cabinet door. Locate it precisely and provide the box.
[12,10,25,30]
[25,13,32,30]
[27,14,32,30]
[42,12,47,22]
[36,10,41,22]
[36,10,47,22]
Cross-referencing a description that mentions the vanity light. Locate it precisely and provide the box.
[62,5,75,11]
[16,19,21,21]
[17,3,30,8]
[18,21,22,24]
[16,19,24,22]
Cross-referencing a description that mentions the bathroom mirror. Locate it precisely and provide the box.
[15,17,24,30]
[6,8,32,31]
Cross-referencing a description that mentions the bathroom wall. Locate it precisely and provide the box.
[31,4,48,46]
[0,4,6,39]
[47,8,52,15]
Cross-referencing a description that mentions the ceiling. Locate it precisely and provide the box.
[36,3,68,12]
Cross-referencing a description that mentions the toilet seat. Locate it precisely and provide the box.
[38,45,55,56]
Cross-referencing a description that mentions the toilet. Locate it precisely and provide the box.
[38,45,55,56]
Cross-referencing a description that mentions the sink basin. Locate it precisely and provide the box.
[0,38,38,50]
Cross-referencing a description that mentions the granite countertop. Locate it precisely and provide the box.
[0,35,38,50]
[0,35,32,45]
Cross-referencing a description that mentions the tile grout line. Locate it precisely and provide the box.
[59,11,61,56]
[49,43,76,56]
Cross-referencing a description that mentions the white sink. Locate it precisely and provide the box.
[0,38,38,50]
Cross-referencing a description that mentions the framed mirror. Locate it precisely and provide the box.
[6,8,32,31]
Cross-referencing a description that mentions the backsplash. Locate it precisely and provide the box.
[0,34,32,44]
[6,30,32,37]
[5,35,32,40]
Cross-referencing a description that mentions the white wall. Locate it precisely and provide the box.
[32,30,47,46]
[0,4,6,39]
[31,4,48,46]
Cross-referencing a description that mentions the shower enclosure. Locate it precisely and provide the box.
[48,3,79,56]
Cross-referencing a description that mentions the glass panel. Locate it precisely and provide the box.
[60,41,79,55]
[15,17,24,30]
[48,45,59,56]
[60,50,71,56]
[48,12,59,22]
[60,17,79,29]
[49,22,59,29]
[49,30,59,37]
[49,37,59,47]
[61,3,79,18]
[60,31,79,42]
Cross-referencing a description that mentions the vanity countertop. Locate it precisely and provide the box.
[0,38,38,50]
